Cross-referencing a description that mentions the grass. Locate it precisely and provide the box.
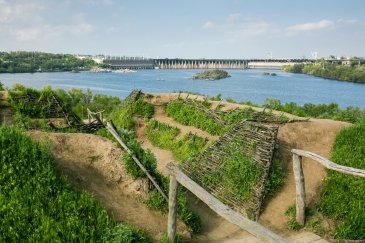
[0,126,147,242]
[285,205,303,231]
[317,120,365,240]
[110,98,154,130]
[146,119,208,162]
[201,138,262,202]
[166,98,290,136]
[165,99,224,135]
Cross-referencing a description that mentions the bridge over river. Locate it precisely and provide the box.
[103,57,312,70]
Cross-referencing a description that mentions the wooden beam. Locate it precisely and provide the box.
[106,122,168,201]
[292,154,306,225]
[167,175,178,242]
[166,163,287,243]
[292,149,365,178]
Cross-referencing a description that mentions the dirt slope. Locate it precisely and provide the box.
[30,131,189,242]
[259,119,350,236]
[142,93,350,241]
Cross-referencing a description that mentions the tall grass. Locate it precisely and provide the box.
[317,120,365,240]
[0,126,147,242]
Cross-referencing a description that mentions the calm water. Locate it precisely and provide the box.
[1,69,364,108]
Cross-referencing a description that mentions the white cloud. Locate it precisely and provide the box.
[11,23,95,42]
[202,21,215,29]
[227,13,241,24]
[337,18,357,24]
[234,20,271,36]
[80,0,114,6]
[286,19,334,32]
[15,27,41,41]
[0,0,44,24]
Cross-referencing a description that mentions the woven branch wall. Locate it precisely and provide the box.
[180,120,278,220]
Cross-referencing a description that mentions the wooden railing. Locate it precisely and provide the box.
[106,122,168,201]
[166,163,287,243]
[291,149,365,225]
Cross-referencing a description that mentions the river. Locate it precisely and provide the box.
[1,69,364,108]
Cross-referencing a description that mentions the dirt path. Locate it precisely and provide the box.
[29,131,189,242]
[135,117,174,176]
[259,119,350,236]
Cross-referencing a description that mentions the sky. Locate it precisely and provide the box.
[1,0,365,59]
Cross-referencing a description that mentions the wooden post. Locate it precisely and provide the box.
[293,153,306,225]
[166,163,288,243]
[167,175,178,242]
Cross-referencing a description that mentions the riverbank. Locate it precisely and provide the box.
[283,63,365,83]
[1,69,365,108]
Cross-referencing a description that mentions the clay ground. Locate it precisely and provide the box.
[28,92,349,242]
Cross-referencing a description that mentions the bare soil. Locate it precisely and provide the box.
[29,131,189,242]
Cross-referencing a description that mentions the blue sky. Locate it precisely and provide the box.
[1,0,364,58]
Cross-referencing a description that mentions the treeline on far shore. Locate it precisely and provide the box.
[0,51,97,73]
[283,61,365,83]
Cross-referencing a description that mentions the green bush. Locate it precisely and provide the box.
[284,62,365,83]
[317,120,365,239]
[0,126,147,242]
[263,97,365,123]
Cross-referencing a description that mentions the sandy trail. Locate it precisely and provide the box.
[259,119,350,236]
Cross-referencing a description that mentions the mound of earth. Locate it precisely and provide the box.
[29,131,190,241]
[140,93,349,241]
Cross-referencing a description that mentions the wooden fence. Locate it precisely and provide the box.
[291,149,365,225]
[166,163,287,243]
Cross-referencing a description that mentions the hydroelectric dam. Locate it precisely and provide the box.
[102,57,312,70]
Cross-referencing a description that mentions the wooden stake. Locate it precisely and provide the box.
[106,122,168,201]
[167,175,178,242]
[292,153,306,225]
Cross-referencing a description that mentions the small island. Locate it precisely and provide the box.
[192,69,231,80]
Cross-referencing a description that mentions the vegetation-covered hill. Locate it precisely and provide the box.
[192,69,231,80]
[283,62,365,83]
[0,51,96,73]
[318,120,365,240]
[0,126,147,242]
